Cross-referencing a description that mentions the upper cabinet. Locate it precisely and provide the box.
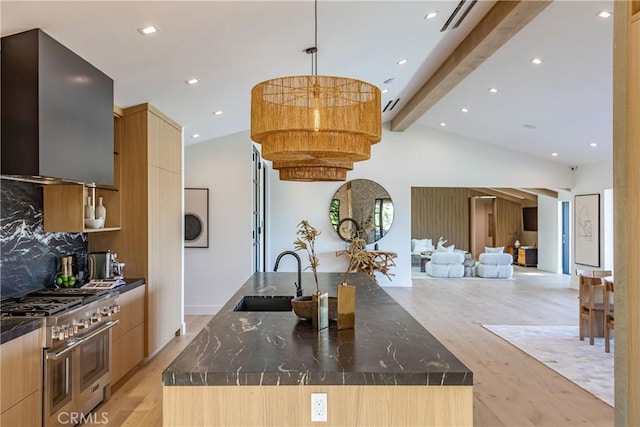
[1,28,114,186]
[42,110,123,233]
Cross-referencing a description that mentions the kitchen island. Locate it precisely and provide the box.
[163,272,473,426]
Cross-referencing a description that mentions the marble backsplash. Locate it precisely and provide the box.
[1,180,88,298]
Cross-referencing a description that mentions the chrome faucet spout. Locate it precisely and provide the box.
[274,251,303,297]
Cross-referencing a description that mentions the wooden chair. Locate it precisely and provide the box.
[604,279,614,353]
[577,269,612,345]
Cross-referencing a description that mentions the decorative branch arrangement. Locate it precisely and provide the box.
[337,237,396,283]
[293,220,321,294]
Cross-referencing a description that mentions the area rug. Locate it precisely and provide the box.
[482,325,614,406]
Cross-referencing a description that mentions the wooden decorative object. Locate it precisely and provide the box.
[337,284,356,330]
[336,250,397,283]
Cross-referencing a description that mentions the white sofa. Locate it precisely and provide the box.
[475,253,514,279]
[425,252,465,278]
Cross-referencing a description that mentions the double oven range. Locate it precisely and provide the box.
[1,287,120,426]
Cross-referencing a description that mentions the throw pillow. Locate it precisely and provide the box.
[412,238,433,253]
[437,244,455,253]
[485,246,504,253]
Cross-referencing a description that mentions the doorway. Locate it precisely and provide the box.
[252,148,266,272]
[470,196,496,258]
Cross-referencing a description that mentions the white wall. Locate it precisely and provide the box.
[570,160,614,287]
[183,131,254,314]
[267,124,574,288]
[184,123,580,314]
[537,194,561,273]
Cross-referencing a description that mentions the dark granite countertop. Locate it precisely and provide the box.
[163,272,472,387]
[1,317,42,345]
[116,277,145,295]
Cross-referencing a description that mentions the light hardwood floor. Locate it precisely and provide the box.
[88,268,613,426]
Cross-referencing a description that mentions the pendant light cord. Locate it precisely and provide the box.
[314,0,318,76]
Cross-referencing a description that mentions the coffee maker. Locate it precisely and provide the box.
[89,250,118,279]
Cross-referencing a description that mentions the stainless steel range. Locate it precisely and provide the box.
[1,288,120,427]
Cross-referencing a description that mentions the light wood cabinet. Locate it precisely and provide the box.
[112,286,145,384]
[0,329,42,426]
[89,103,183,358]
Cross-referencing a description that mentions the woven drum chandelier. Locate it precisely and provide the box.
[250,0,381,181]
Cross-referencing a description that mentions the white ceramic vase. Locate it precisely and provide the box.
[95,197,107,227]
[84,196,95,220]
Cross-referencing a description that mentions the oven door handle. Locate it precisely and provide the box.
[80,319,119,342]
[45,320,119,360]
[46,338,84,360]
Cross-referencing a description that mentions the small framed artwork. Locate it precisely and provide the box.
[574,193,600,267]
[184,188,209,248]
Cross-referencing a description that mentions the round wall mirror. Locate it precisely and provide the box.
[329,179,394,244]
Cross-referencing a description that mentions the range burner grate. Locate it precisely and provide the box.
[1,297,83,317]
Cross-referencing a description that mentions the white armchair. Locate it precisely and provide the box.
[425,252,465,278]
[475,253,513,279]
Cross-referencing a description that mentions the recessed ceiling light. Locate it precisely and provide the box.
[186,78,199,85]
[425,11,438,19]
[440,122,446,127]
[191,133,200,139]
[138,25,158,36]
[383,78,395,84]
[461,108,468,113]
[597,10,611,18]
[213,110,223,116]
[381,89,388,94]
[590,142,598,147]
[551,152,558,157]
[397,59,407,65]
[531,58,543,65]
[489,88,498,93]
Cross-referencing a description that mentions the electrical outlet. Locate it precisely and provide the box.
[311,392,327,422]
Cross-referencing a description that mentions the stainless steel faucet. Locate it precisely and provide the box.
[273,251,303,297]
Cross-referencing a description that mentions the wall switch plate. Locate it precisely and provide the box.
[311,392,327,422]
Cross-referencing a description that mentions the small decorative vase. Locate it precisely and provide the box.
[95,197,107,227]
[514,240,521,248]
[84,196,95,220]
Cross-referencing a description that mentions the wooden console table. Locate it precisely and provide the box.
[516,247,538,267]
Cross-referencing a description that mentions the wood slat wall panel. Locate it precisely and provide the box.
[494,197,523,247]
[411,187,485,251]
[412,188,527,252]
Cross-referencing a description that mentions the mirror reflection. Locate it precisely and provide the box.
[329,179,394,244]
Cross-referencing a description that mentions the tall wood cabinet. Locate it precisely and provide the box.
[90,103,182,357]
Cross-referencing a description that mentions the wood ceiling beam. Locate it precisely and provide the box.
[527,188,559,199]
[470,188,523,204]
[493,188,538,201]
[390,0,552,131]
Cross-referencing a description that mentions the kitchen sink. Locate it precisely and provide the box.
[233,295,293,312]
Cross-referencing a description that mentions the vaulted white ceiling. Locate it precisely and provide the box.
[1,0,613,167]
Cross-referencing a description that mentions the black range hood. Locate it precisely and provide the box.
[1,28,114,186]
